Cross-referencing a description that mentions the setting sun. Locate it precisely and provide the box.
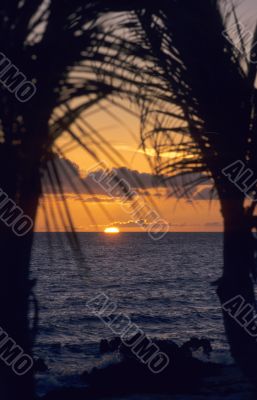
[104,227,120,234]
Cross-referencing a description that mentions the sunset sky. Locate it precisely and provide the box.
[32,0,257,234]
[35,100,223,233]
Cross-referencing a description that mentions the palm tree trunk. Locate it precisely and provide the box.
[0,231,36,399]
[0,145,39,399]
[217,197,257,383]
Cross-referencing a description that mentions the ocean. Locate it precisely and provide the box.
[30,232,230,396]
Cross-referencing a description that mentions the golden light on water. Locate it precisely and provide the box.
[104,227,120,234]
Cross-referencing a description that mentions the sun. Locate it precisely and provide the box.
[104,227,120,234]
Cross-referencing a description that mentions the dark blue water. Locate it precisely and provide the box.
[30,232,229,395]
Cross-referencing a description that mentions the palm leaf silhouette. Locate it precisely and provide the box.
[0,3,154,398]
[121,0,257,384]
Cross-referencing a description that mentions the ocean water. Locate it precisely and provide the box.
[30,232,229,395]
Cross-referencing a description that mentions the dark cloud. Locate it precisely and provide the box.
[43,159,168,196]
[42,156,215,202]
[84,167,167,194]
[42,156,82,194]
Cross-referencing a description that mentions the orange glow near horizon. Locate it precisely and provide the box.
[33,100,223,233]
[104,227,120,234]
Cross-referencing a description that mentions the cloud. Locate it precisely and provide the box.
[204,221,222,227]
[109,220,144,228]
[42,156,215,203]
[84,166,167,193]
[42,156,82,194]
[64,194,114,203]
[42,158,168,196]
[91,219,161,228]
[193,187,218,200]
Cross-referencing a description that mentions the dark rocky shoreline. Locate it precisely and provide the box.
[41,337,255,400]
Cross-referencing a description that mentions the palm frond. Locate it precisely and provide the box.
[118,0,257,202]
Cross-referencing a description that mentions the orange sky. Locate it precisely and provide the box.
[35,101,223,233]
[33,0,257,234]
